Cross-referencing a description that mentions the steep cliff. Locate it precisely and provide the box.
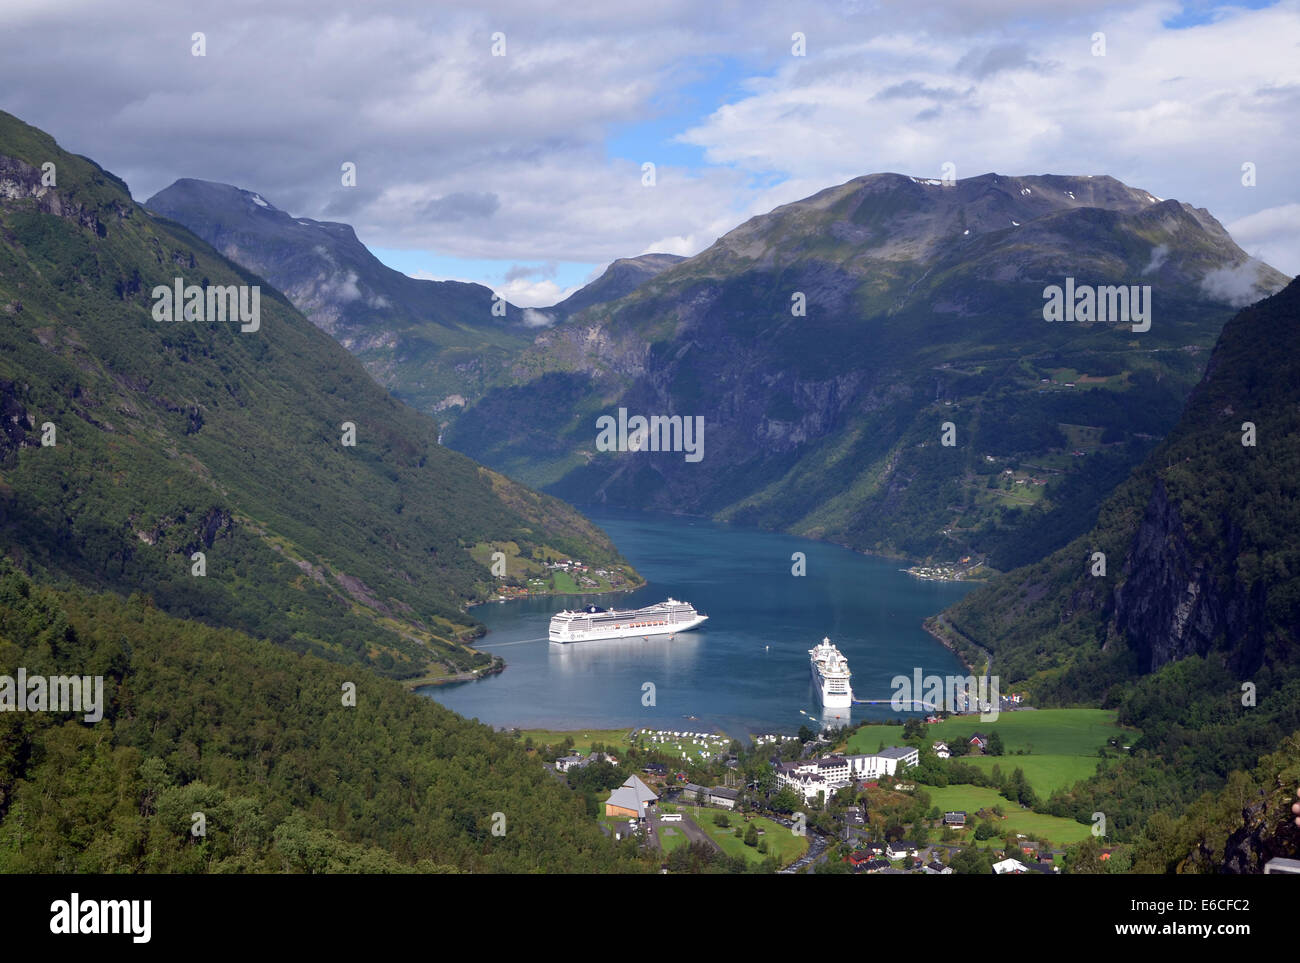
[941,276,1300,694]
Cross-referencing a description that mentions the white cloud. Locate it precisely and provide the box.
[1226,204,1300,279]
[521,307,557,327]
[498,277,582,308]
[1199,259,1283,307]
[0,0,1295,284]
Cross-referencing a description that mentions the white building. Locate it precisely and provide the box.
[775,747,919,802]
[842,746,920,780]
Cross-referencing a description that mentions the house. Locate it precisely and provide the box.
[992,858,1029,875]
[848,851,873,869]
[642,763,667,776]
[932,741,950,759]
[923,861,953,875]
[943,811,967,827]
[680,783,710,802]
[604,774,659,819]
[707,787,740,809]
[886,840,918,860]
[864,859,891,873]
[555,754,588,773]
[1020,841,1041,856]
[968,734,988,751]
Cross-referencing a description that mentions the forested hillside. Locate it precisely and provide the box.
[0,110,638,681]
[934,279,1300,853]
[0,561,639,872]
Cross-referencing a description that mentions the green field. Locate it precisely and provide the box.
[516,728,634,753]
[842,708,1129,800]
[697,811,808,867]
[844,709,1123,757]
[959,754,1101,796]
[657,825,690,853]
[923,785,1094,845]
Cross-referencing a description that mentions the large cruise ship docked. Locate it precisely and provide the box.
[809,637,853,708]
[549,598,708,643]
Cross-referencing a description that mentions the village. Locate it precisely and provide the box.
[516,707,1123,874]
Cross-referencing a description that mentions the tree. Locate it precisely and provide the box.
[950,847,993,875]
[987,730,1005,756]
[974,819,997,840]
[769,787,802,813]
[744,824,759,847]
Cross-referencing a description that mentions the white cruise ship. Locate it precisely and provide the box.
[809,637,853,708]
[549,598,708,643]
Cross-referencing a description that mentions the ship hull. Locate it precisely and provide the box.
[811,663,853,708]
[549,613,708,643]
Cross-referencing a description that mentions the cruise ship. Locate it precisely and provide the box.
[549,598,708,643]
[809,637,853,708]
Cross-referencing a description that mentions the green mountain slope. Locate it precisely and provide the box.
[937,277,1300,694]
[448,173,1287,569]
[932,280,1300,852]
[547,253,685,321]
[0,560,636,873]
[0,110,638,680]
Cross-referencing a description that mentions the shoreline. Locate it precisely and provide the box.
[922,615,986,676]
[465,582,641,609]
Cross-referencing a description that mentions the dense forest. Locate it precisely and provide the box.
[0,560,639,873]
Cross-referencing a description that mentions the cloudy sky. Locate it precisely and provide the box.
[1,0,1296,305]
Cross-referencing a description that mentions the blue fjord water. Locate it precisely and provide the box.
[421,507,976,737]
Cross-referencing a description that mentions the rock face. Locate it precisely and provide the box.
[1113,478,1268,674]
[145,179,534,414]
[941,277,1300,692]
[450,172,1287,565]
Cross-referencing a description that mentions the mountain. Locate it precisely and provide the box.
[145,178,534,419]
[932,279,1300,852]
[935,276,1300,696]
[446,172,1288,569]
[0,110,639,681]
[547,253,685,320]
